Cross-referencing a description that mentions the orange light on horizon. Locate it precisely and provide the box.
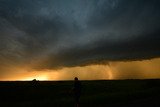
[1,58,160,81]
[22,75,48,81]
[19,70,60,81]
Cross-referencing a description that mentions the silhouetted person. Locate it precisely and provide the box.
[73,77,82,107]
[31,79,39,87]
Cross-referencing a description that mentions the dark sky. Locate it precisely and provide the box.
[0,0,160,71]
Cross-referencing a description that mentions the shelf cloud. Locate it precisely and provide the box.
[0,0,160,71]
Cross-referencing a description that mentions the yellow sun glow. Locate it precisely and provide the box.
[22,75,48,81]
[1,58,160,81]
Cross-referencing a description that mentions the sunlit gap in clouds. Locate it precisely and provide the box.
[4,65,113,81]
[1,58,160,81]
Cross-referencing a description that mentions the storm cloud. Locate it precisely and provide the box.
[0,0,160,70]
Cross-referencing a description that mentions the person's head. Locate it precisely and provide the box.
[74,77,78,81]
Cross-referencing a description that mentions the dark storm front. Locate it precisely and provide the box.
[0,80,160,107]
[0,0,160,75]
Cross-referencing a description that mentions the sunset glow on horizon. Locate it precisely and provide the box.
[0,58,160,81]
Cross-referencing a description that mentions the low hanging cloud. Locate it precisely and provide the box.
[0,0,160,71]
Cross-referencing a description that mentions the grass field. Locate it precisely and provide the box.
[0,79,160,107]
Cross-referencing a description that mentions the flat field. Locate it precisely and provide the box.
[0,79,160,107]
